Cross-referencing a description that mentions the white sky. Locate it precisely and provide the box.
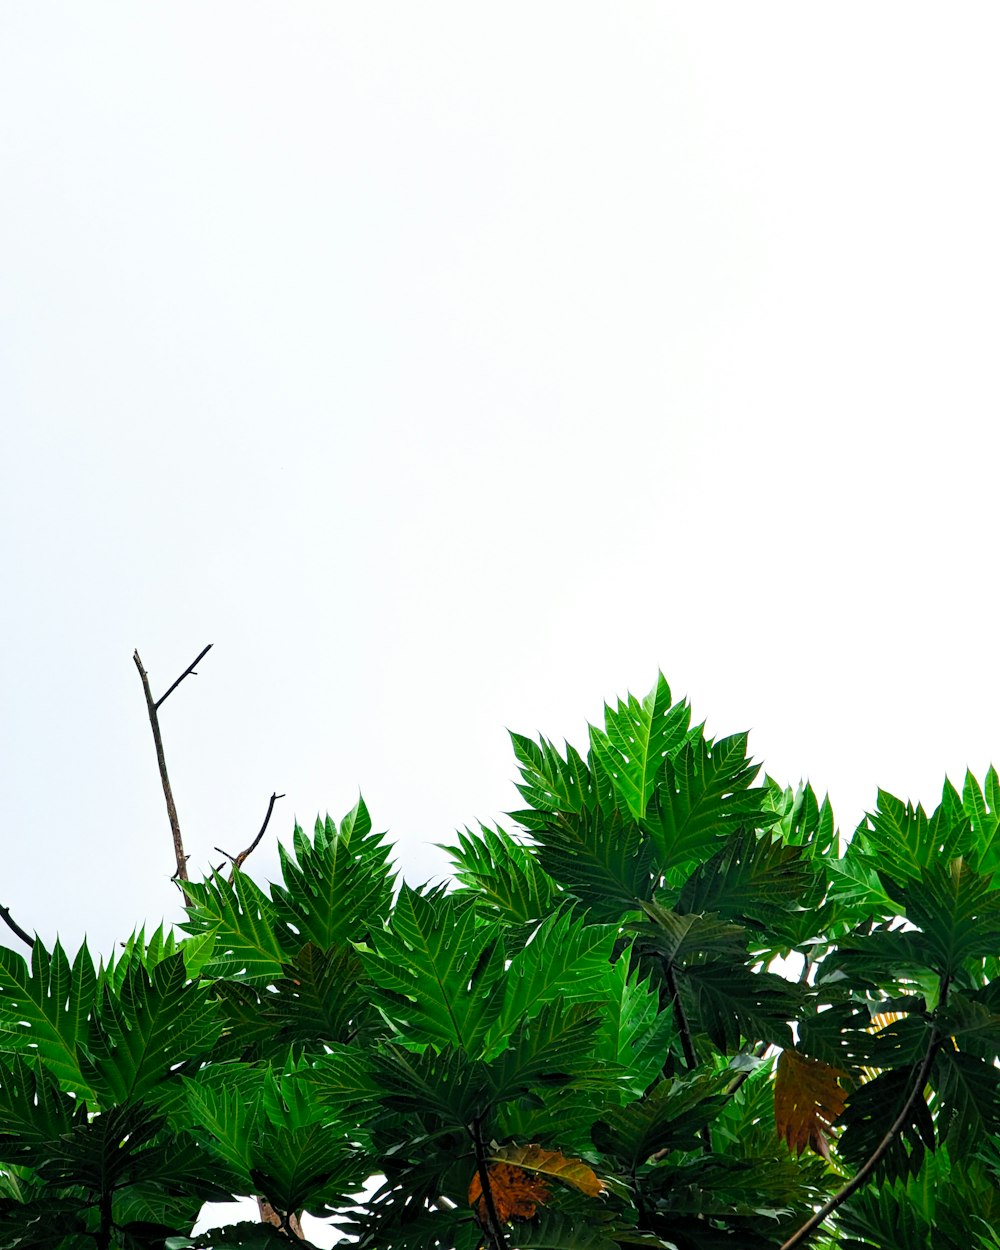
[3,4,1000,976]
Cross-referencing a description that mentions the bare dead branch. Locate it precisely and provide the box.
[0,903,33,949]
[133,645,294,1242]
[214,791,285,882]
[154,643,213,710]
[134,647,213,883]
[233,791,285,873]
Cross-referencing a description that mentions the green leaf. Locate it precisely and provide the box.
[491,910,619,1040]
[112,1182,203,1234]
[677,961,801,1050]
[0,1056,86,1160]
[597,959,677,1097]
[797,1000,901,1077]
[182,1074,259,1185]
[166,1224,291,1250]
[592,1072,729,1165]
[630,905,749,966]
[640,735,772,880]
[523,806,659,919]
[100,925,183,991]
[962,767,1000,873]
[511,732,600,816]
[82,952,220,1105]
[250,1123,365,1218]
[486,998,605,1101]
[261,1052,328,1131]
[942,986,1000,1062]
[826,852,898,922]
[815,927,935,991]
[259,941,378,1053]
[588,673,690,820]
[363,886,505,1052]
[0,1193,91,1250]
[29,1100,167,1193]
[838,1065,936,1182]
[856,788,973,886]
[374,1043,490,1126]
[676,829,816,932]
[835,1181,935,1250]
[334,1204,480,1250]
[764,780,839,860]
[512,1210,622,1250]
[180,870,289,982]
[271,799,395,949]
[446,823,560,930]
[295,1042,380,1116]
[891,860,1000,976]
[931,1048,1000,1157]
[0,940,96,1094]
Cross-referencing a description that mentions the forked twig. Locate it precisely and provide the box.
[132,645,294,1240]
[154,643,213,710]
[215,791,285,881]
[134,647,212,882]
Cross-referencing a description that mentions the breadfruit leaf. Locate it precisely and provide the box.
[773,1048,847,1159]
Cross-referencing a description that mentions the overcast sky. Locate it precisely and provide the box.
[3,4,999,970]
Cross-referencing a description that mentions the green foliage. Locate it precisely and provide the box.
[0,678,998,1248]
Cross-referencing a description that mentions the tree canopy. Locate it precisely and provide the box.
[1,672,999,1249]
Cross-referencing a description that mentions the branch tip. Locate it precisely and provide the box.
[227,791,285,881]
[0,904,33,949]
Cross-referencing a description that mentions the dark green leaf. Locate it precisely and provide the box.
[838,1065,936,1182]
[676,829,816,932]
[678,962,801,1050]
[641,736,772,881]
[592,1072,729,1165]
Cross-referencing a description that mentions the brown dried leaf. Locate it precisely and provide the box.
[468,1142,606,1227]
[774,1047,847,1161]
[469,1163,550,1223]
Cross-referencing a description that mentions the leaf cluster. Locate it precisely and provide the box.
[0,676,998,1248]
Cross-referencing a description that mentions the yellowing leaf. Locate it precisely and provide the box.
[490,1143,604,1197]
[774,1048,847,1160]
[468,1143,605,1227]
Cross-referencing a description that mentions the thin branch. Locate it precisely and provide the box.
[779,978,950,1250]
[134,647,212,883]
[96,1189,113,1250]
[662,957,712,1154]
[0,904,33,949]
[154,643,213,709]
[216,791,285,881]
[662,958,697,1069]
[470,1116,508,1250]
